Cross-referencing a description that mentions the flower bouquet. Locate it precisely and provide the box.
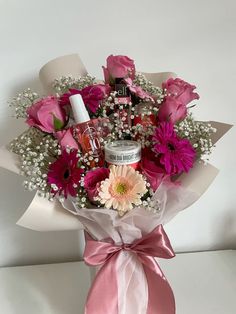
[0,54,232,314]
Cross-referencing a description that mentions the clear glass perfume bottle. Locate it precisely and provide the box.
[69,94,104,168]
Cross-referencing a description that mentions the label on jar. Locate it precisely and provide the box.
[105,140,141,166]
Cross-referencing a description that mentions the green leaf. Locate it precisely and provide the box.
[53,115,64,131]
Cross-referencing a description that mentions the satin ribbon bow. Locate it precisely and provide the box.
[84,224,175,314]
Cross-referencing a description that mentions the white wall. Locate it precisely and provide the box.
[0,0,235,267]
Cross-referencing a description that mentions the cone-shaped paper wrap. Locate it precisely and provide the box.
[16,191,83,231]
[0,54,232,233]
[39,54,87,94]
[0,54,90,231]
[141,72,177,87]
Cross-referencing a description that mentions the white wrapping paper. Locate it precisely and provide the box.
[0,53,231,232]
[39,54,88,94]
[62,180,197,313]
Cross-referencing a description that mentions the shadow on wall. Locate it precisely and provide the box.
[0,167,84,267]
[214,211,236,250]
[0,75,44,145]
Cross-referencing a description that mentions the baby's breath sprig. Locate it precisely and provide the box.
[100,92,135,141]
[10,128,61,196]
[142,196,161,213]
[131,124,155,148]
[8,88,39,119]
[99,91,117,118]
[52,75,95,95]
[175,113,217,160]
[73,189,90,209]
[140,180,160,213]
[133,73,165,104]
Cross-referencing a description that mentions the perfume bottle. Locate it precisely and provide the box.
[114,78,132,138]
[69,94,104,168]
[115,78,131,106]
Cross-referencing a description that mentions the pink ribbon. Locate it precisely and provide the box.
[83,225,175,314]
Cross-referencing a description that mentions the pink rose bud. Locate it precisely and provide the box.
[159,78,200,124]
[84,167,110,201]
[26,96,67,133]
[162,78,199,106]
[55,128,79,150]
[158,98,187,124]
[103,55,136,83]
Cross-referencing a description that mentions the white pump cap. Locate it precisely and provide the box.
[69,94,90,124]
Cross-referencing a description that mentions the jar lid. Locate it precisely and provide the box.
[105,140,141,165]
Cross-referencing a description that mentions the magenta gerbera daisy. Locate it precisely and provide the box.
[153,122,196,175]
[47,149,83,198]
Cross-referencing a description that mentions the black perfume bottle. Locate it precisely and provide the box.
[114,78,132,139]
[115,78,130,101]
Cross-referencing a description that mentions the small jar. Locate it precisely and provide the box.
[105,140,141,169]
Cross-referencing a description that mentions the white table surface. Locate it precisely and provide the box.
[0,250,235,314]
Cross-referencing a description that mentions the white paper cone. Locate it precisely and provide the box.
[16,54,89,232]
[39,54,88,94]
[16,191,83,231]
[141,72,177,87]
[0,54,232,234]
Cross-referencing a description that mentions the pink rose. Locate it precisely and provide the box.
[26,96,67,133]
[103,55,135,83]
[158,98,187,124]
[140,149,168,191]
[55,128,79,150]
[162,78,199,106]
[158,78,200,124]
[60,84,111,114]
[84,168,110,201]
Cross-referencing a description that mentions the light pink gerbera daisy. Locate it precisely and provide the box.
[153,122,196,175]
[98,165,147,215]
[47,149,83,198]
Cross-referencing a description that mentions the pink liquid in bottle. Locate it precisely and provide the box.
[69,94,104,168]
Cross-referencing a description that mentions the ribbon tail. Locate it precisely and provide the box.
[143,257,175,314]
[85,254,119,314]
